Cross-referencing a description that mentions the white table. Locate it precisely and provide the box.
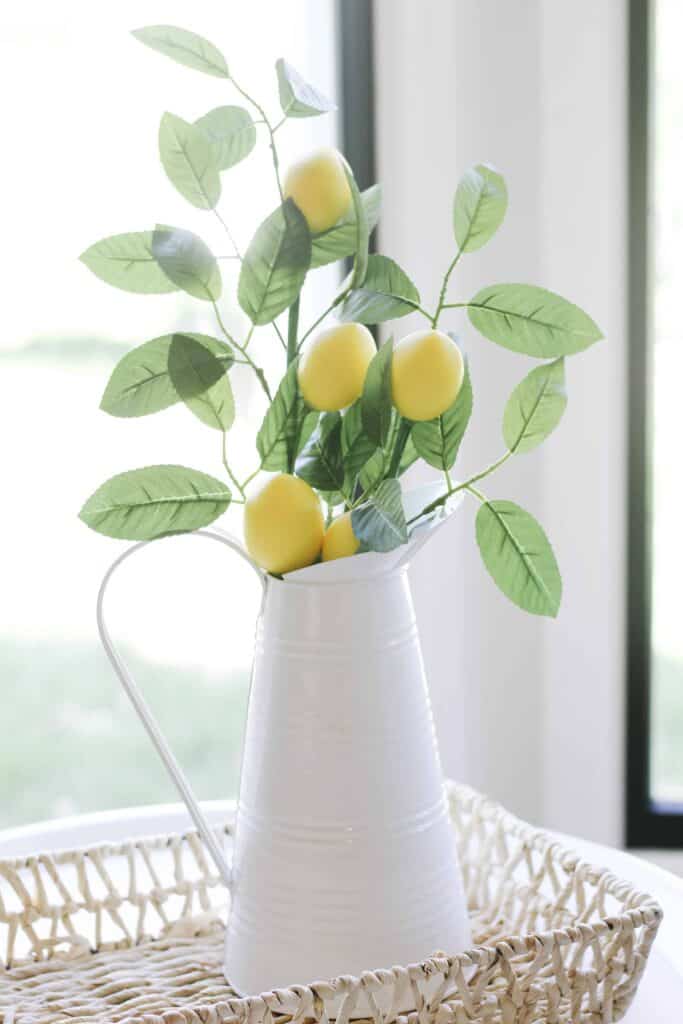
[1,805,681,1020]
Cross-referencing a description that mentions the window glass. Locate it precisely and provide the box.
[650,0,683,805]
[1,1,341,826]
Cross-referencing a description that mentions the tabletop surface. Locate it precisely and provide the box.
[1,803,681,1020]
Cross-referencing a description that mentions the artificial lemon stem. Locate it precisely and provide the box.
[241,466,261,493]
[213,208,241,260]
[211,300,272,401]
[272,320,288,352]
[411,302,437,323]
[407,448,514,524]
[297,288,350,352]
[388,418,412,478]
[287,295,300,366]
[463,448,513,488]
[227,74,283,199]
[222,432,246,501]
[465,483,487,503]
[432,247,465,327]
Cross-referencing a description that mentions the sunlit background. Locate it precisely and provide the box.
[0,1,341,825]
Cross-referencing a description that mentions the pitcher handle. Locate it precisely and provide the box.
[96,526,267,891]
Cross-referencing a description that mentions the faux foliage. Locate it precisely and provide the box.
[79,23,604,618]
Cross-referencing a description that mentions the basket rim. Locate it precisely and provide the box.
[0,780,663,1009]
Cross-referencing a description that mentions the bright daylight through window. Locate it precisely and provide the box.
[0,1,341,827]
[649,0,683,807]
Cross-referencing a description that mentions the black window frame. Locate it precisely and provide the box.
[337,0,376,195]
[626,0,683,848]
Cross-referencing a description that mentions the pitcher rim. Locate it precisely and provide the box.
[270,560,411,590]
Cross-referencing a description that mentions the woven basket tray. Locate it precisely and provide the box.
[0,782,662,1024]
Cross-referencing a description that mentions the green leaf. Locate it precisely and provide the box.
[310,185,381,268]
[159,112,220,210]
[79,465,231,540]
[351,478,408,553]
[152,225,221,301]
[341,399,365,454]
[359,445,389,493]
[503,357,567,453]
[295,412,345,491]
[339,254,420,324]
[131,25,229,78]
[475,500,562,617]
[412,358,473,470]
[194,105,256,170]
[361,339,393,446]
[185,373,235,432]
[256,361,314,471]
[79,232,178,295]
[468,284,602,357]
[238,199,311,325]
[296,412,319,468]
[168,334,235,431]
[399,433,419,475]
[453,163,507,252]
[341,400,378,486]
[275,58,336,118]
[318,490,345,508]
[342,159,369,288]
[101,333,233,418]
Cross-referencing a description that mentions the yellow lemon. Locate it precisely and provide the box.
[244,474,324,575]
[391,329,464,421]
[283,148,352,233]
[298,322,376,411]
[322,512,361,562]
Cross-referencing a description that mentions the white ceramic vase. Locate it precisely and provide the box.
[97,517,470,999]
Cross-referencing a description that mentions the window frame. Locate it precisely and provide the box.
[626,0,683,848]
[337,0,376,194]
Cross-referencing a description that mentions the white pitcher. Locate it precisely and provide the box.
[97,523,470,997]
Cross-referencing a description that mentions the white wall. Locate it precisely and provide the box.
[374,0,627,844]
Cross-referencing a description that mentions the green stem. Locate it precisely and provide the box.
[228,75,283,199]
[272,320,288,352]
[387,418,411,478]
[211,300,272,401]
[441,302,468,311]
[412,302,436,322]
[213,208,241,260]
[241,466,261,492]
[465,448,514,488]
[465,483,487,503]
[287,295,300,365]
[222,432,246,500]
[432,248,465,327]
[297,288,349,352]
[407,448,513,525]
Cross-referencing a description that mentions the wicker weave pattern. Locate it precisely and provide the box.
[0,783,662,1024]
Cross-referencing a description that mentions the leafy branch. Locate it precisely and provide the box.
[78,31,602,618]
[227,74,284,199]
[211,300,272,401]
